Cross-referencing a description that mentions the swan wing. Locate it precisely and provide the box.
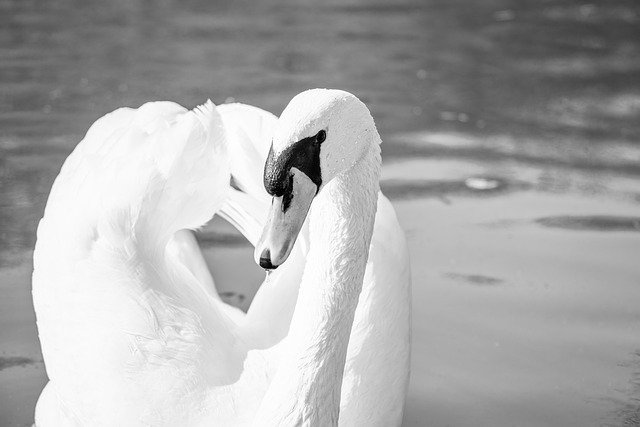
[33,101,261,425]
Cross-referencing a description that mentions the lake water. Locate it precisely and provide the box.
[1,0,639,426]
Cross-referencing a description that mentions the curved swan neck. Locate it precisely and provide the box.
[254,141,381,426]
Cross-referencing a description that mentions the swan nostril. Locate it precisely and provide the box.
[259,249,277,270]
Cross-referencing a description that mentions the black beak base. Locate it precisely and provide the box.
[259,248,277,270]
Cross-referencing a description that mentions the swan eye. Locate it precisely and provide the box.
[316,130,326,144]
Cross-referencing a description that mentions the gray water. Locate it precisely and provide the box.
[1,1,640,426]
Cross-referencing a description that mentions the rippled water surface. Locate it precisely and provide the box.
[1,0,639,426]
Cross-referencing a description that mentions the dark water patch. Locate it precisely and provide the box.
[535,215,640,232]
[323,3,426,14]
[444,272,504,287]
[219,291,246,311]
[0,356,36,371]
[381,177,528,201]
[196,216,252,248]
[336,30,417,42]
[195,230,251,248]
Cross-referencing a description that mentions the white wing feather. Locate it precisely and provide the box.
[33,101,251,425]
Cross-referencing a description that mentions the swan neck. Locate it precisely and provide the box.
[255,143,381,425]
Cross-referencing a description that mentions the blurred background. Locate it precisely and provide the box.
[1,0,639,426]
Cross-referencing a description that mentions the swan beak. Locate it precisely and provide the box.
[255,168,316,269]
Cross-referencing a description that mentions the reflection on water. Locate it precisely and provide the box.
[0,356,37,371]
[536,215,640,232]
[1,0,640,426]
[443,272,505,287]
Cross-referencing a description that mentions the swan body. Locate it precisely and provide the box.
[33,90,411,426]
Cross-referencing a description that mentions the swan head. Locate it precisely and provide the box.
[256,88,379,269]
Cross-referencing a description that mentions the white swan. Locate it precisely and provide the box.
[32,89,411,426]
